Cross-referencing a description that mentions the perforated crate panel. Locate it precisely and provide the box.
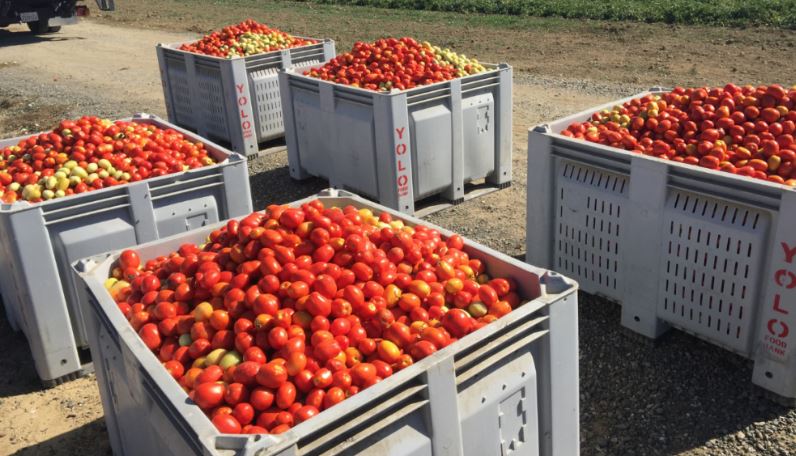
[250,60,321,142]
[195,64,231,141]
[657,190,770,355]
[163,54,196,129]
[554,160,628,301]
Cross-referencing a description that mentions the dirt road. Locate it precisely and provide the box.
[1,22,191,106]
[0,12,795,456]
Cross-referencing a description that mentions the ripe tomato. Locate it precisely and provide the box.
[233,403,255,426]
[193,383,226,410]
[275,382,297,409]
[350,363,377,387]
[212,414,242,434]
[249,387,275,411]
[256,362,288,389]
[138,323,161,350]
[119,250,141,270]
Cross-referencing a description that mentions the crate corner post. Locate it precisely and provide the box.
[536,284,579,456]
[222,58,260,156]
[620,156,671,338]
[526,126,554,269]
[279,71,310,181]
[751,190,796,402]
[423,356,465,455]
[374,92,415,215]
[488,64,513,188]
[8,207,82,383]
[155,45,178,125]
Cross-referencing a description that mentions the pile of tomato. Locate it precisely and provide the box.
[0,117,216,204]
[304,37,486,92]
[107,201,522,434]
[562,84,796,186]
[178,19,316,58]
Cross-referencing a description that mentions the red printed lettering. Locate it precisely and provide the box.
[396,143,407,155]
[773,294,789,315]
[394,124,410,200]
[236,83,245,94]
[238,96,248,106]
[774,269,796,289]
[768,319,789,338]
[763,242,796,358]
[783,242,796,264]
[242,120,252,130]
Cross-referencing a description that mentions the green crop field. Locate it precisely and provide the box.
[295,0,796,28]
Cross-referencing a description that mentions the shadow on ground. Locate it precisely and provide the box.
[578,292,793,455]
[248,162,328,210]
[0,299,43,398]
[0,29,85,46]
[12,419,110,456]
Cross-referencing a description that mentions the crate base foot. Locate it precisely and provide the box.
[620,306,670,340]
[41,362,94,389]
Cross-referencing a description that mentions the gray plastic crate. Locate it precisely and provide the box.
[0,113,253,386]
[279,64,512,215]
[74,189,579,456]
[526,89,796,402]
[157,38,336,156]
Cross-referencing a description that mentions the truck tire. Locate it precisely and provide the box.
[26,20,59,34]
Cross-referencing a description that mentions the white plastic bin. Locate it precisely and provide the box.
[157,38,336,155]
[0,113,253,385]
[526,89,796,402]
[75,189,579,456]
[279,64,512,215]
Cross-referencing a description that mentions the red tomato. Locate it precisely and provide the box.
[119,250,141,270]
[193,383,226,410]
[256,362,288,389]
[233,403,255,426]
[276,382,297,409]
[294,405,319,424]
[249,387,275,411]
[138,323,161,350]
[212,414,242,434]
[442,309,474,338]
[350,363,377,386]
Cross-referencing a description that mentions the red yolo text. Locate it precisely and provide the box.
[395,127,409,197]
[236,84,254,139]
[763,242,796,358]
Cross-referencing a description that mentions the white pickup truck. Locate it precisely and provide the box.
[0,0,114,34]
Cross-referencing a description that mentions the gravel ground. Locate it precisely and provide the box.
[1,18,795,456]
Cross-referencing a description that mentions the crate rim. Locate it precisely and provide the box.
[157,37,334,62]
[0,113,246,214]
[284,62,511,98]
[530,87,796,197]
[75,189,578,453]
